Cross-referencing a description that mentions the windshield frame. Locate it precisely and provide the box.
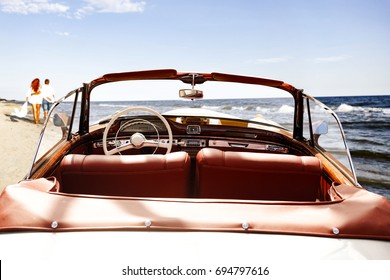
[27,88,82,179]
[85,70,304,137]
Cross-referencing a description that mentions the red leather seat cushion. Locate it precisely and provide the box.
[196,148,321,201]
[58,152,191,198]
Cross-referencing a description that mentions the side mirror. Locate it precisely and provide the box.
[53,112,70,137]
[179,89,203,100]
[53,112,70,127]
[312,120,328,143]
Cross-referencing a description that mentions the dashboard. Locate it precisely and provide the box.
[92,115,290,156]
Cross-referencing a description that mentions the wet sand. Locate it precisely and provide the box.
[0,101,43,191]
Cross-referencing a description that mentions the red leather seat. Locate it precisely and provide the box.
[57,152,191,198]
[196,148,321,201]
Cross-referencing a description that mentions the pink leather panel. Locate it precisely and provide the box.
[196,148,322,201]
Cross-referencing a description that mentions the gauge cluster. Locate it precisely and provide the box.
[119,119,167,133]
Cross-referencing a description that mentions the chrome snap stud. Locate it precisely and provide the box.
[51,221,58,229]
[242,222,250,230]
[144,220,152,227]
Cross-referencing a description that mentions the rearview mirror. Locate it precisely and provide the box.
[179,89,203,100]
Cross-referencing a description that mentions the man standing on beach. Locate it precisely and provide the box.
[41,79,55,122]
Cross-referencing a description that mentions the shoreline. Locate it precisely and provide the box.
[0,100,44,191]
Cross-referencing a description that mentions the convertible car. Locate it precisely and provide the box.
[1,70,389,270]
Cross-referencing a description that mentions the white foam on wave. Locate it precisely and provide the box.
[383,108,390,115]
[201,105,220,110]
[255,105,294,114]
[202,105,257,111]
[256,106,269,113]
[232,106,251,111]
[336,103,389,116]
[278,105,294,113]
[336,103,354,112]
[98,103,128,108]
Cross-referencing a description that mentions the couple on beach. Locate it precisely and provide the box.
[26,78,55,124]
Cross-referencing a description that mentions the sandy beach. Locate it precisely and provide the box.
[0,101,43,191]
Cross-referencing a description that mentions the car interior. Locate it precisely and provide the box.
[48,114,332,202]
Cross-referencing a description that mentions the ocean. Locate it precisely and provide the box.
[90,95,390,199]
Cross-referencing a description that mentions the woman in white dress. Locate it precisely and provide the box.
[26,78,43,124]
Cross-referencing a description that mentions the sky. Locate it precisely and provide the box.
[0,0,389,101]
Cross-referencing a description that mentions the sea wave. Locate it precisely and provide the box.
[359,177,390,190]
[349,137,386,146]
[277,105,294,113]
[350,149,390,161]
[201,104,295,114]
[337,103,355,112]
[336,103,390,115]
[201,105,220,110]
[342,120,390,130]
[98,103,129,108]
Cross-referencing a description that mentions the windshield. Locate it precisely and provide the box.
[89,80,295,130]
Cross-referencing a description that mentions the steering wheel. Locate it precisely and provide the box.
[102,107,173,155]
